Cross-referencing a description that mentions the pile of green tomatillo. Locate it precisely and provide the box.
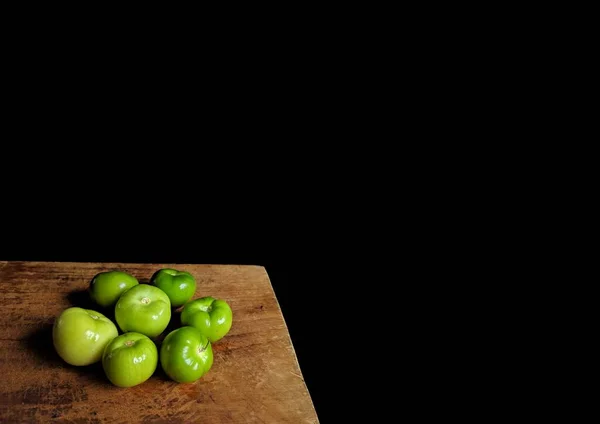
[52,269,233,387]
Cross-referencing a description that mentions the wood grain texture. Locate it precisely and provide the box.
[0,261,318,423]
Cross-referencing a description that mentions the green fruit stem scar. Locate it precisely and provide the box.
[141,297,151,305]
[198,341,209,354]
[125,340,135,347]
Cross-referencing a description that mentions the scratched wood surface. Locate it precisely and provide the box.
[0,261,318,423]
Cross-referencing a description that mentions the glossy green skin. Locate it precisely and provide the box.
[160,326,213,383]
[89,271,139,308]
[115,285,171,338]
[53,307,118,366]
[102,332,158,387]
[150,268,196,307]
[181,297,233,343]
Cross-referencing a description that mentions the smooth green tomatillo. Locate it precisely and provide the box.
[102,332,158,387]
[160,326,213,383]
[150,268,196,307]
[180,297,233,343]
[53,307,118,366]
[89,271,139,308]
[115,285,171,338]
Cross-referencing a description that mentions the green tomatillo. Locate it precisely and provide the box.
[89,270,139,308]
[115,284,171,338]
[102,332,158,387]
[53,307,118,366]
[160,326,213,383]
[150,268,196,308]
[180,297,233,343]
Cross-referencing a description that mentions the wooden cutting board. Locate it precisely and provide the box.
[0,261,318,423]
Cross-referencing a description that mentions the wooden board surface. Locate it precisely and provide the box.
[0,261,318,423]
